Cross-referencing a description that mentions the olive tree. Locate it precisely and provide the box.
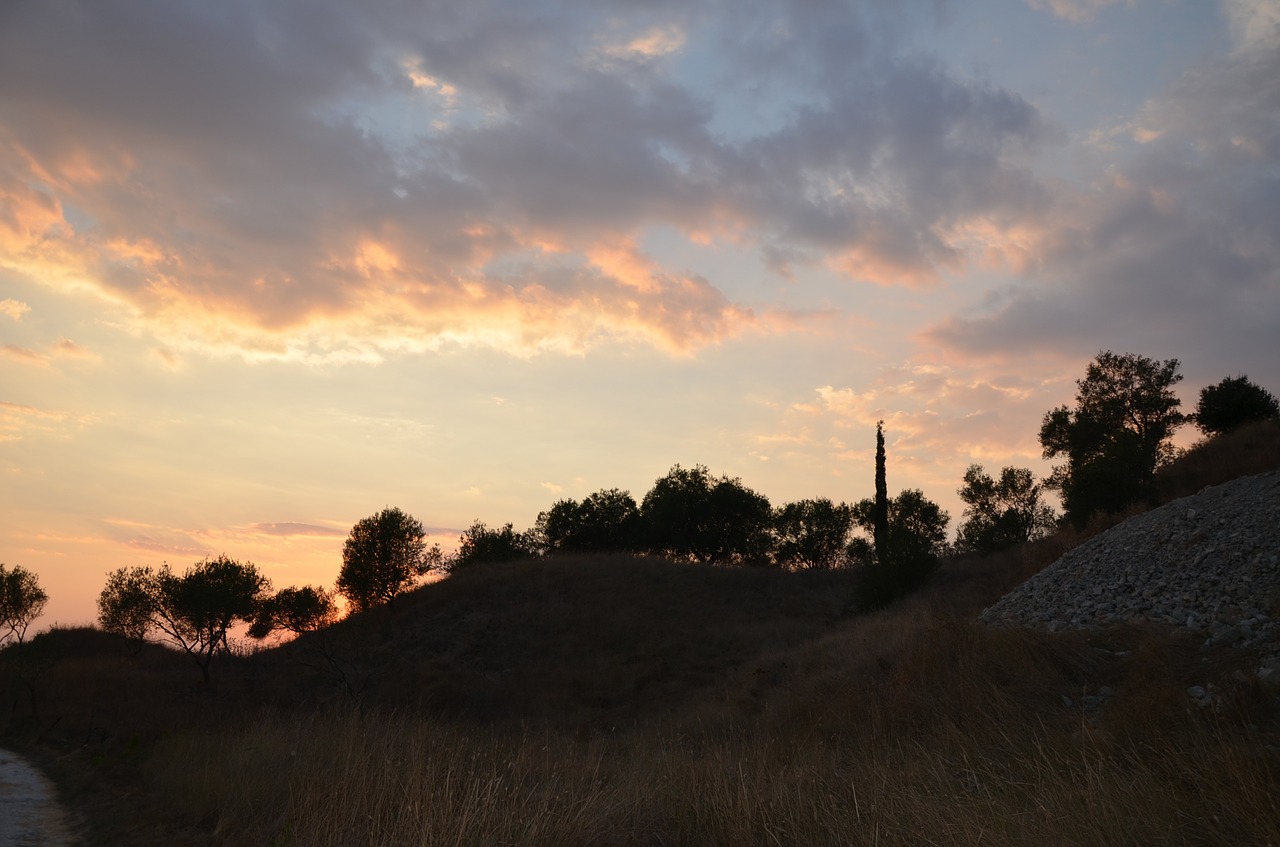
[955,465,1058,554]
[248,585,338,639]
[337,507,442,612]
[1040,351,1186,526]
[641,464,773,565]
[97,565,157,654]
[1194,375,1279,437]
[532,488,642,554]
[772,498,854,570]
[0,564,48,648]
[449,521,538,570]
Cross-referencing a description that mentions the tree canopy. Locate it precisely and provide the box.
[641,464,773,565]
[98,557,271,680]
[532,488,642,555]
[1040,350,1186,526]
[772,498,854,570]
[248,585,337,639]
[0,563,48,648]
[450,521,538,569]
[337,507,441,612]
[955,465,1057,554]
[1194,375,1279,437]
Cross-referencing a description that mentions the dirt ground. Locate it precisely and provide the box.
[0,748,77,846]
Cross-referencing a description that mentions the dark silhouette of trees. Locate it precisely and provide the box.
[955,465,1057,554]
[772,498,854,569]
[1194,375,1280,437]
[248,585,337,639]
[0,564,48,648]
[532,488,643,554]
[849,488,950,610]
[1040,351,1186,527]
[97,565,157,654]
[874,420,889,562]
[450,521,537,569]
[99,556,271,681]
[337,507,441,612]
[641,464,773,564]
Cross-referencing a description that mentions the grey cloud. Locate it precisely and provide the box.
[927,42,1280,383]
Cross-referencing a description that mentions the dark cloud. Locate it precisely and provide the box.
[926,33,1280,384]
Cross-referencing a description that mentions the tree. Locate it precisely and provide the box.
[248,585,337,639]
[154,556,270,681]
[0,564,48,648]
[1194,375,1280,437]
[449,521,537,570]
[337,507,441,612]
[955,465,1057,554]
[773,498,854,570]
[98,566,157,654]
[874,420,889,562]
[1040,351,1186,527]
[532,489,642,554]
[640,464,773,565]
[849,489,950,610]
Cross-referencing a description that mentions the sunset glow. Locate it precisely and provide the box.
[2,0,1277,626]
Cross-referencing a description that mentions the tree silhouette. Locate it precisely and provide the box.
[98,565,157,654]
[149,556,271,682]
[248,585,337,639]
[641,464,773,565]
[0,564,48,648]
[1194,375,1280,437]
[874,421,889,563]
[533,488,642,554]
[450,521,537,569]
[337,507,441,612]
[772,498,854,569]
[955,465,1057,554]
[1040,351,1185,527]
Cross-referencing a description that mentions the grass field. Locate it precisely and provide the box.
[3,421,1279,845]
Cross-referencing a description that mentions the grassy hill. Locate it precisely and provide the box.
[3,421,1279,845]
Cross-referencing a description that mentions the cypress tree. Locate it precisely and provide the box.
[874,420,889,562]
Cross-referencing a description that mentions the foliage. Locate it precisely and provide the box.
[772,498,854,569]
[955,465,1057,555]
[337,507,442,612]
[640,464,773,565]
[849,489,950,610]
[1194,375,1280,437]
[532,489,643,554]
[248,585,338,639]
[0,563,48,648]
[1040,350,1186,527]
[450,521,538,570]
[874,420,889,561]
[97,566,157,654]
[154,556,271,681]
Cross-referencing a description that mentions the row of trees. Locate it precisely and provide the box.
[86,354,1279,679]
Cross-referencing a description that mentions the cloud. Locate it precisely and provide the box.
[926,13,1280,384]
[1024,0,1132,23]
[0,0,1055,361]
[247,522,348,538]
[0,299,30,320]
[0,401,84,442]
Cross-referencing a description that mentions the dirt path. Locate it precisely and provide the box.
[0,748,77,846]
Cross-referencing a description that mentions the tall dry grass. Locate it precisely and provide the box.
[142,617,1280,847]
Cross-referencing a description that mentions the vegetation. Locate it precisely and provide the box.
[337,507,442,611]
[1194,374,1280,437]
[248,585,338,639]
[450,520,539,569]
[641,464,773,564]
[0,563,48,648]
[849,488,951,610]
[532,488,643,555]
[955,464,1057,554]
[771,498,854,569]
[1040,350,1186,527]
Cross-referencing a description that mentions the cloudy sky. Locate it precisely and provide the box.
[3,0,1277,627]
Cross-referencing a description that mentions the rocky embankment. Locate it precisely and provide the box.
[981,470,1280,678]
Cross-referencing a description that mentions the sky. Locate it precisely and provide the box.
[2,0,1278,628]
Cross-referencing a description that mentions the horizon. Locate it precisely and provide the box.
[3,0,1278,627]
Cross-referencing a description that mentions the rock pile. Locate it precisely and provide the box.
[980,470,1280,674]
